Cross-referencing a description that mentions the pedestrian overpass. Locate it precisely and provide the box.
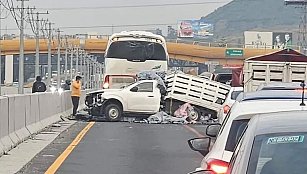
[1,38,278,66]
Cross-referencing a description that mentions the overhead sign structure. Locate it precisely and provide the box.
[226,49,244,57]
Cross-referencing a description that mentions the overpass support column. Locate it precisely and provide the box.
[5,55,13,85]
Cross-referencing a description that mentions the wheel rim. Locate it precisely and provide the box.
[189,110,199,121]
[109,107,119,119]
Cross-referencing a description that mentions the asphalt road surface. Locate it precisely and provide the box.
[19,122,207,174]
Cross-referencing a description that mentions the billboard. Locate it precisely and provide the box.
[272,32,292,49]
[178,20,194,38]
[244,31,273,49]
[244,31,293,49]
[178,19,214,38]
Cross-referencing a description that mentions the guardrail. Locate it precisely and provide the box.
[0,90,88,156]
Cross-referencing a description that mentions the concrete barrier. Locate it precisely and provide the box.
[13,95,31,142]
[7,96,20,145]
[0,90,88,157]
[0,96,12,154]
[27,94,43,134]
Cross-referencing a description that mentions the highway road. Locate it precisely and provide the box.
[18,122,207,174]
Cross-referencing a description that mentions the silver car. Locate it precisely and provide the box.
[227,110,307,174]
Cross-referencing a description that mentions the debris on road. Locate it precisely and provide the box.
[51,124,61,128]
[174,103,195,118]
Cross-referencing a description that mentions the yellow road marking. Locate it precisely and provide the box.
[183,125,204,138]
[45,122,95,174]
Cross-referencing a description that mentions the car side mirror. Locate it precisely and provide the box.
[188,137,211,156]
[206,124,221,138]
[188,170,214,174]
[130,86,138,92]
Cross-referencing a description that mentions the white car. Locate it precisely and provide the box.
[217,87,243,123]
[227,110,307,174]
[188,90,307,174]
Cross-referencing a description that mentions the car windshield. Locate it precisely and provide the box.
[108,76,136,89]
[247,132,307,174]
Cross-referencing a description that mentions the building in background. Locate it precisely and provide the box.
[145,28,163,36]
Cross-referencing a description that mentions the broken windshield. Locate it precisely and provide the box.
[106,41,167,61]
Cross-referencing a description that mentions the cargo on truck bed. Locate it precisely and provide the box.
[165,72,231,119]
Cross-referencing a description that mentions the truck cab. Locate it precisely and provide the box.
[85,80,161,121]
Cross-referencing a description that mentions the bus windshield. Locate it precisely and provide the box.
[106,41,167,61]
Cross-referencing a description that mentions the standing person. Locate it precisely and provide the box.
[71,76,82,117]
[32,76,47,93]
[61,80,71,90]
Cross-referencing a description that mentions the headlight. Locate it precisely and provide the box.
[58,88,64,95]
[50,86,56,94]
[103,83,109,89]
[85,95,94,106]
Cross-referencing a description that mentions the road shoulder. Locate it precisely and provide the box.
[0,120,77,174]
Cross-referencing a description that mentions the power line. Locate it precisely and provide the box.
[59,23,178,29]
[37,1,230,11]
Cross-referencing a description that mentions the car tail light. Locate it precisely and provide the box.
[223,105,231,114]
[207,159,229,174]
[103,75,110,89]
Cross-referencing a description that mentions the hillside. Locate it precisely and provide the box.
[204,0,301,43]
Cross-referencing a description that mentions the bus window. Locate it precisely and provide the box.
[106,41,167,61]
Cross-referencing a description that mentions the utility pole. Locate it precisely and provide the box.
[75,47,79,76]
[86,54,89,89]
[18,0,26,94]
[56,29,62,89]
[79,49,83,78]
[64,36,68,81]
[32,11,48,78]
[93,59,97,89]
[47,21,53,87]
[99,63,103,88]
[70,45,73,80]
[88,56,92,89]
[82,51,86,86]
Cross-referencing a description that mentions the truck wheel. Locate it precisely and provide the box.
[105,104,122,122]
[188,107,201,121]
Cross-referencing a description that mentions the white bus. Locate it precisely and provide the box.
[103,31,169,89]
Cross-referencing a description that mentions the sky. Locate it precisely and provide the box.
[0,0,232,36]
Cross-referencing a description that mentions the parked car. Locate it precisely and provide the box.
[188,90,307,174]
[226,110,307,174]
[217,87,243,123]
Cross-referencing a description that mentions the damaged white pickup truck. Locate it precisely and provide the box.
[85,80,162,121]
[85,72,231,122]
